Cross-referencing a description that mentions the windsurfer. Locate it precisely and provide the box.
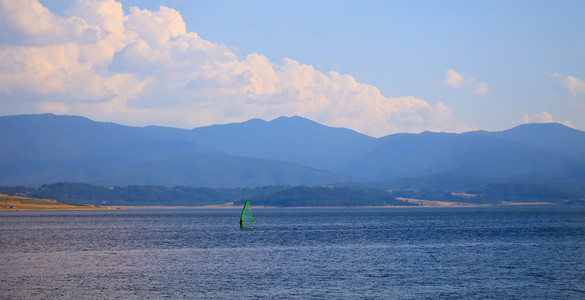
[239,218,243,229]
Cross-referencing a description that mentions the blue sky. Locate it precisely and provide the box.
[1,0,584,136]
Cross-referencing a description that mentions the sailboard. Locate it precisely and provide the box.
[240,200,253,228]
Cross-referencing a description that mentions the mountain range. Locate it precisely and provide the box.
[1,113,584,190]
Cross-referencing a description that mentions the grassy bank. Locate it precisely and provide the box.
[0,194,105,210]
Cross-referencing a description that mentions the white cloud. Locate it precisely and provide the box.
[471,82,489,95]
[442,69,465,88]
[563,76,585,96]
[521,111,574,128]
[441,69,489,96]
[522,111,554,124]
[0,0,101,46]
[0,0,463,136]
[552,73,585,97]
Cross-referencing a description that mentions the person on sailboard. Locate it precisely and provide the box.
[239,218,243,229]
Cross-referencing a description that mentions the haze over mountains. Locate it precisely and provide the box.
[1,114,584,190]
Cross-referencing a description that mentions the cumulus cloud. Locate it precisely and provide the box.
[0,0,101,46]
[521,111,574,128]
[552,73,585,97]
[442,69,466,88]
[565,76,585,96]
[471,82,489,95]
[441,69,489,96]
[522,111,554,124]
[0,0,461,136]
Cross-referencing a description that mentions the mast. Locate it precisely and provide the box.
[240,200,253,228]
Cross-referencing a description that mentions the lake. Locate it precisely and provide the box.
[1,207,584,299]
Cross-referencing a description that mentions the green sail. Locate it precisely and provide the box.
[240,200,253,228]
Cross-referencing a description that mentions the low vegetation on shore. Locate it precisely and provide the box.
[0,194,104,211]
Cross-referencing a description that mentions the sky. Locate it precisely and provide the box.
[1,0,584,137]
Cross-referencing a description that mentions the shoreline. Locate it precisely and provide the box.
[96,202,561,210]
[0,194,108,211]
[0,204,567,211]
[1,193,565,211]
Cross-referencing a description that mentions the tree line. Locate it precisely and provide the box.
[1,182,582,207]
[0,183,407,207]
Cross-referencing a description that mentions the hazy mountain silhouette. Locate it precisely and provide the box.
[469,122,585,161]
[0,114,352,187]
[338,129,585,182]
[1,114,584,188]
[190,116,378,170]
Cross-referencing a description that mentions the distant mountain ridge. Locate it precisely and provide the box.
[0,114,352,187]
[1,113,584,189]
[190,116,378,170]
[339,130,585,182]
[468,122,585,161]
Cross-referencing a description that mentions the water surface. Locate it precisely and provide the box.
[1,207,584,298]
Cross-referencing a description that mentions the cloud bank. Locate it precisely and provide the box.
[0,0,460,136]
